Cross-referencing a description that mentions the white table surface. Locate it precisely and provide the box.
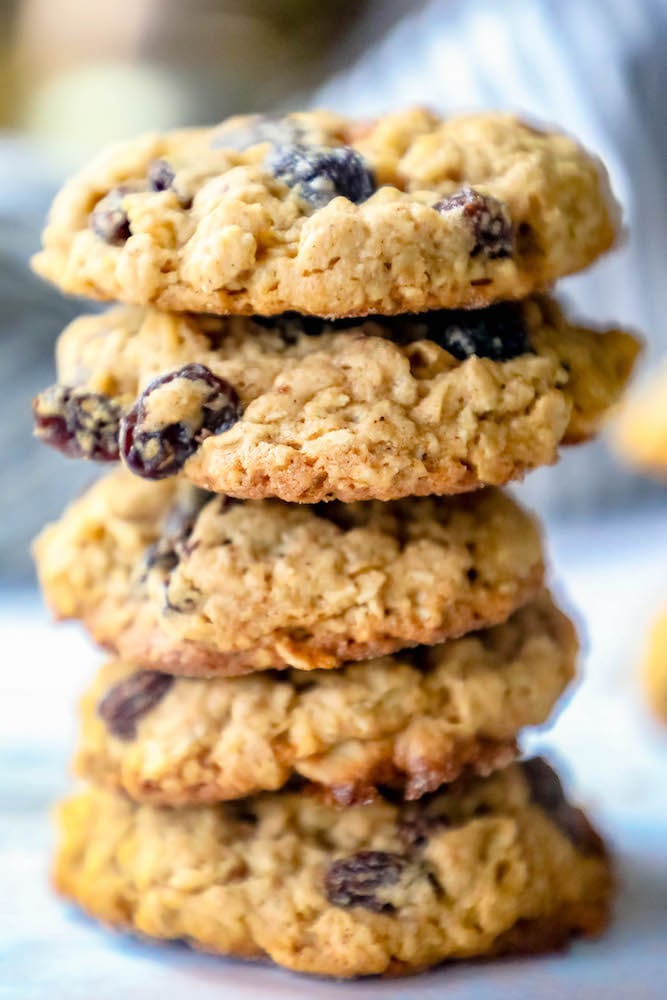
[2,506,667,999]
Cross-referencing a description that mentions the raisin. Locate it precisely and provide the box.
[324,851,407,913]
[395,302,530,362]
[521,757,566,812]
[155,497,237,611]
[147,158,175,192]
[397,813,450,850]
[434,186,513,258]
[147,159,192,208]
[90,187,133,245]
[144,488,211,573]
[556,806,606,855]
[144,540,179,574]
[521,757,604,855]
[33,385,121,461]
[210,113,310,151]
[267,144,375,208]
[119,364,242,480]
[252,312,360,344]
[98,671,174,740]
[311,502,357,530]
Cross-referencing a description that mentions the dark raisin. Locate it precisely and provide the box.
[521,757,566,812]
[255,302,529,362]
[33,385,121,461]
[144,540,179,574]
[324,851,407,913]
[147,158,175,192]
[90,187,133,245]
[147,159,192,208]
[252,312,360,344]
[398,813,450,850]
[434,186,513,258]
[395,302,530,362]
[521,757,604,855]
[98,670,174,740]
[144,488,211,573]
[211,114,311,151]
[119,364,242,480]
[267,144,375,208]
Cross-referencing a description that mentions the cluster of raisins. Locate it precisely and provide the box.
[324,851,407,914]
[395,302,530,362]
[33,365,243,480]
[120,364,242,480]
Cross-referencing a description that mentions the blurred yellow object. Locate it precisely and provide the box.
[645,607,667,724]
[23,63,196,168]
[614,361,667,480]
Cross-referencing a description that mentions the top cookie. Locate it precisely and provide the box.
[32,109,618,316]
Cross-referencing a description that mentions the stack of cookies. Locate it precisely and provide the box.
[615,367,667,723]
[31,109,639,978]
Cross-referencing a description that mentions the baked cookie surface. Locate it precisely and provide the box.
[32,109,618,316]
[34,297,639,502]
[34,469,544,676]
[54,760,612,978]
[76,594,576,804]
[614,362,667,478]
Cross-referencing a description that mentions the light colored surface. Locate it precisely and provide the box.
[1,506,667,997]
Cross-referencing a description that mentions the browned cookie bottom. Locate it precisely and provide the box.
[54,760,612,978]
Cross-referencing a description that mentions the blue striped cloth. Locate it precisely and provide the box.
[315,0,667,512]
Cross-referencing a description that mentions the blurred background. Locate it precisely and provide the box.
[1,0,666,582]
[2,8,667,993]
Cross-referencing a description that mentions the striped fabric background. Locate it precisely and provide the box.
[316,0,667,513]
[0,144,89,585]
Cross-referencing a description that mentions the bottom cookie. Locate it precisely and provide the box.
[54,760,611,978]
